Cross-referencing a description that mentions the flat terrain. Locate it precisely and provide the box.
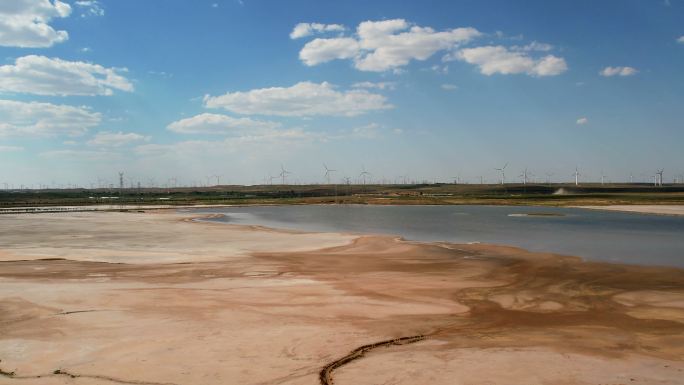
[1,212,684,385]
[3,183,684,209]
[579,205,684,216]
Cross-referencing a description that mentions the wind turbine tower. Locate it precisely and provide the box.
[323,164,336,185]
[119,172,124,190]
[656,169,664,187]
[494,163,508,185]
[573,167,580,186]
[359,166,371,185]
[519,168,531,185]
[279,165,291,185]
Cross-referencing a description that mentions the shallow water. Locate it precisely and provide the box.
[190,205,684,268]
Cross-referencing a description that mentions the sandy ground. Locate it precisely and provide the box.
[578,205,684,216]
[1,211,683,385]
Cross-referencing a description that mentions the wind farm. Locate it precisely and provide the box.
[1,2,684,385]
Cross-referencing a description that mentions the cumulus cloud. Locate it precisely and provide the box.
[0,99,101,137]
[290,22,345,39]
[600,66,638,77]
[0,0,71,47]
[87,131,149,147]
[297,19,481,72]
[449,45,567,77]
[299,37,360,66]
[677,36,684,44]
[576,117,588,125]
[204,81,392,117]
[441,83,458,90]
[0,55,133,96]
[167,113,281,135]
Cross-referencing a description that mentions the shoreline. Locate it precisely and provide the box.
[1,211,683,384]
[3,202,684,216]
[576,204,684,216]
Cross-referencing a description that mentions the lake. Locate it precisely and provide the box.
[189,205,684,268]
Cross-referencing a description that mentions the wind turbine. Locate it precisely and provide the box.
[279,165,291,185]
[494,163,508,185]
[323,164,336,185]
[359,165,371,185]
[519,168,532,185]
[656,169,664,187]
[600,171,606,186]
[212,174,222,186]
[573,167,580,186]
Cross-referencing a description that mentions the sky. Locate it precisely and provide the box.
[1,0,683,188]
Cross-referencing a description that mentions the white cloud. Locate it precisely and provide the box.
[167,113,281,135]
[0,145,23,152]
[74,1,103,17]
[0,99,101,137]
[441,83,458,90]
[351,81,397,90]
[576,117,588,125]
[449,45,567,77]
[678,36,684,44]
[0,0,71,47]
[204,81,392,117]
[87,131,149,147]
[429,64,449,74]
[39,149,118,160]
[0,55,133,96]
[290,22,345,39]
[299,37,360,66]
[513,41,553,52]
[136,129,325,157]
[600,66,638,77]
[297,19,481,72]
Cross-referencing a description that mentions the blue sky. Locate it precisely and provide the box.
[1,0,683,187]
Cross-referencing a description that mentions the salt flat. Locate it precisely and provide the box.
[0,211,683,385]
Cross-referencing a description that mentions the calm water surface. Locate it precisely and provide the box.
[189,205,684,268]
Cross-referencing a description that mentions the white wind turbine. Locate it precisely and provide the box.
[573,166,581,186]
[323,164,336,185]
[494,163,508,185]
[359,165,371,185]
[279,165,292,185]
[656,169,664,187]
[519,168,532,185]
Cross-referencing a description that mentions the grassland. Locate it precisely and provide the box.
[2,183,684,208]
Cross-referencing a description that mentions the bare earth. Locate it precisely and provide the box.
[1,211,683,385]
[578,205,684,216]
